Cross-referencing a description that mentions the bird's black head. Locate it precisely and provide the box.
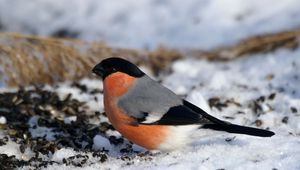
[92,57,145,79]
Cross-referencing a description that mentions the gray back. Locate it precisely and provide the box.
[117,75,182,120]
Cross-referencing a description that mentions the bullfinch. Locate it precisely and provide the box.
[92,57,275,151]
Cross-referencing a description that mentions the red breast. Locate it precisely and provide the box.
[103,72,169,150]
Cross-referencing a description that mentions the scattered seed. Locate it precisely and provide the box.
[71,82,88,93]
[282,116,289,124]
[208,97,228,111]
[291,107,298,113]
[109,136,124,145]
[255,120,263,127]
[225,136,236,142]
[265,74,274,80]
[257,96,265,102]
[223,116,235,120]
[268,93,276,100]
[237,111,245,114]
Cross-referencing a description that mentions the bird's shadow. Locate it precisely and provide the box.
[190,134,249,148]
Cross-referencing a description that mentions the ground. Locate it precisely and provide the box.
[0,47,300,169]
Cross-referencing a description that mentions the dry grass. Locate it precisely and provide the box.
[190,29,300,61]
[0,29,299,87]
[0,33,181,86]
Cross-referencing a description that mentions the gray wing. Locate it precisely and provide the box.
[117,75,218,125]
[117,75,182,123]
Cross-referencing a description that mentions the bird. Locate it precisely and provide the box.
[92,57,275,151]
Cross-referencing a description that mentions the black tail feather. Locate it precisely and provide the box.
[202,123,275,137]
[183,100,275,137]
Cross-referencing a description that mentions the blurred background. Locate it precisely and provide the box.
[0,0,299,49]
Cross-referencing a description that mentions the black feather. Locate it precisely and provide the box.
[183,100,228,125]
[140,105,204,125]
[183,100,275,137]
[143,100,275,137]
[202,123,275,137]
[93,57,145,79]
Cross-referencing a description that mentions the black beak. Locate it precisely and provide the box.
[92,63,104,77]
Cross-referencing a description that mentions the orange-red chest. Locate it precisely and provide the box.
[103,72,168,150]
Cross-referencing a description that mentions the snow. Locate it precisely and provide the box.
[0,47,297,169]
[0,0,299,49]
[28,116,57,141]
[165,49,300,131]
[64,116,77,124]
[0,138,21,158]
[92,135,112,151]
[0,116,6,124]
[51,148,78,163]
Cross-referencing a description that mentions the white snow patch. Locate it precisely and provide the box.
[92,135,112,151]
[0,140,21,158]
[64,116,77,124]
[28,116,56,141]
[51,148,78,162]
[0,116,7,124]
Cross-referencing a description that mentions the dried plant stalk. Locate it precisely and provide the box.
[0,29,299,87]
